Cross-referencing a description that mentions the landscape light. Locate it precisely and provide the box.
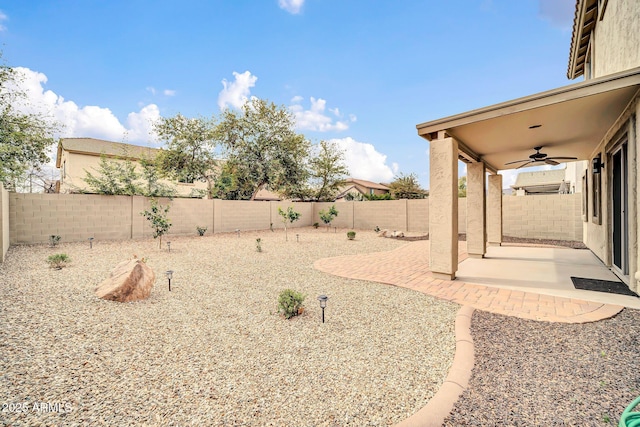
[236,229,240,238]
[165,270,174,291]
[88,237,94,249]
[296,234,299,242]
[167,241,171,252]
[317,295,329,323]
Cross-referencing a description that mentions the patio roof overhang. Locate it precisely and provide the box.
[416,66,640,173]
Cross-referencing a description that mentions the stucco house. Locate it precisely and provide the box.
[335,178,391,201]
[56,137,209,197]
[511,161,588,195]
[416,0,639,292]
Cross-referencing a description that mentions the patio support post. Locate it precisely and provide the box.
[429,135,458,280]
[467,162,486,258]
[487,174,503,246]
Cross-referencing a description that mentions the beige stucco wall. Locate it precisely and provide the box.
[592,0,640,78]
[583,95,639,291]
[59,150,208,198]
[503,194,583,241]
[1,183,9,262]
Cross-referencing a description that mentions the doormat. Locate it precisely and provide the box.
[571,277,638,297]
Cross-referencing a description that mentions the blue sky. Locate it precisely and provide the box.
[1,0,578,188]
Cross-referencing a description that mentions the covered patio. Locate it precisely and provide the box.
[416,67,640,289]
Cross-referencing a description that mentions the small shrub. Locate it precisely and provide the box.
[277,289,306,319]
[313,222,319,229]
[256,238,262,252]
[49,235,61,247]
[347,231,356,240]
[196,226,207,236]
[48,253,70,269]
[374,226,380,233]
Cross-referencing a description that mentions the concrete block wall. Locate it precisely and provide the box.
[10,193,132,244]
[1,184,9,262]
[407,199,429,233]
[2,192,583,252]
[502,194,582,241]
[270,202,314,229]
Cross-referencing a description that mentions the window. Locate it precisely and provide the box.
[591,154,601,225]
[370,188,374,195]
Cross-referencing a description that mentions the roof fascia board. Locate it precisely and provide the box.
[416,67,640,137]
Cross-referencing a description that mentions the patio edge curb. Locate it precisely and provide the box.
[396,305,475,427]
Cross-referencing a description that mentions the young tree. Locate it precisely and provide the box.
[139,157,176,198]
[388,173,428,199]
[308,140,349,201]
[0,53,58,190]
[216,98,310,200]
[458,176,467,197]
[140,199,172,249]
[319,205,339,231]
[277,206,301,241]
[154,114,219,197]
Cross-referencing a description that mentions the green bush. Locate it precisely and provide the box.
[319,205,338,231]
[196,225,207,236]
[48,253,70,269]
[277,289,306,319]
[313,222,319,229]
[347,231,356,240]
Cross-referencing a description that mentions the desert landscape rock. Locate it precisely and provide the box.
[95,258,155,302]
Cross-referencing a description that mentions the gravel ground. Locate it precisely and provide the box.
[444,309,640,426]
[395,234,588,249]
[0,228,459,426]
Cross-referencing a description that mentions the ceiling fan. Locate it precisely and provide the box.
[504,146,577,169]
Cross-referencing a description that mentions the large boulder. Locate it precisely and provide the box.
[95,258,155,302]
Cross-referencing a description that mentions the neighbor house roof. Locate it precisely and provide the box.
[56,138,161,168]
[512,169,566,188]
[346,178,390,191]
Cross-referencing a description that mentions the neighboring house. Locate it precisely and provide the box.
[416,0,640,292]
[512,162,588,195]
[56,137,209,197]
[335,178,391,201]
[56,137,283,201]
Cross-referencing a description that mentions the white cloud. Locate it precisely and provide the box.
[329,137,395,183]
[278,0,304,14]
[0,11,8,31]
[290,96,355,132]
[217,70,257,110]
[163,89,176,96]
[146,86,156,95]
[11,67,160,146]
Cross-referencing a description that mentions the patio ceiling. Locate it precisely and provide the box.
[417,67,640,173]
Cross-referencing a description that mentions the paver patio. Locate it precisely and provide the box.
[314,240,626,323]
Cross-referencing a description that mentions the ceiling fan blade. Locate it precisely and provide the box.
[516,161,535,169]
[546,156,578,161]
[504,159,530,166]
[545,159,559,166]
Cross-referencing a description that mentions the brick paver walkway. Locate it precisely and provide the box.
[314,240,623,323]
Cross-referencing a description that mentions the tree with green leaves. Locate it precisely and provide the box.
[0,52,58,190]
[154,113,219,197]
[216,98,310,200]
[308,140,348,201]
[139,157,176,198]
[319,205,339,231]
[458,176,467,197]
[278,206,301,241]
[388,172,428,199]
[140,199,172,249]
[83,155,142,195]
